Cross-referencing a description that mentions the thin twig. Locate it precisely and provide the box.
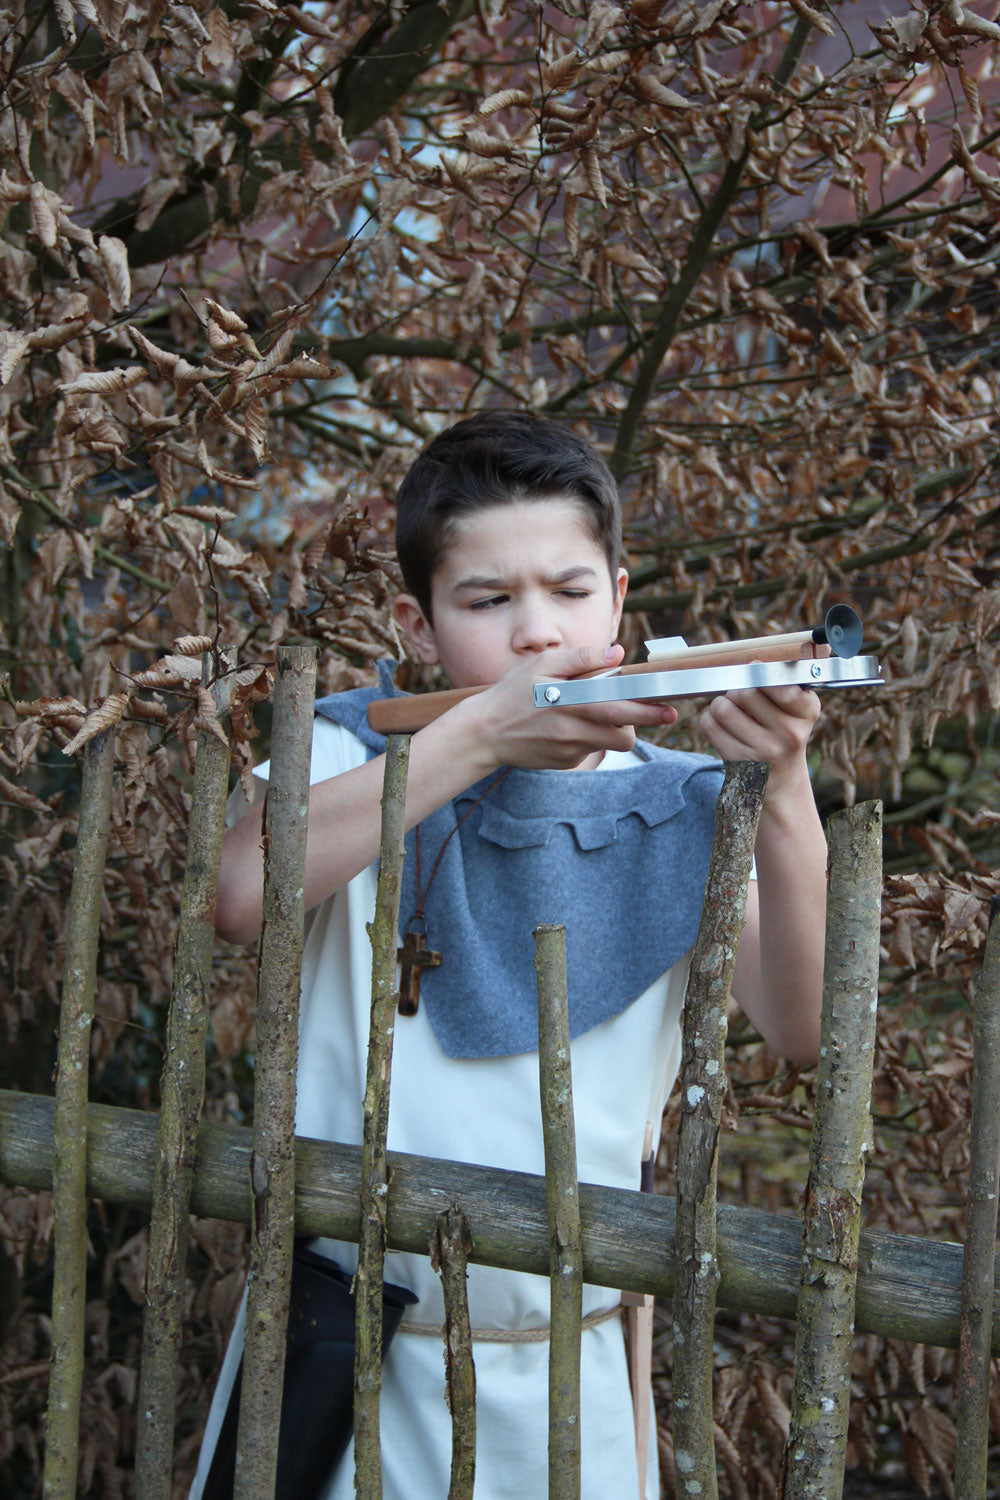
[609,19,813,479]
[3,461,172,592]
[354,734,411,1500]
[535,922,583,1500]
[135,649,234,1500]
[235,644,316,1500]
[673,760,769,1500]
[781,802,883,1499]
[42,728,116,1500]
[954,896,1000,1499]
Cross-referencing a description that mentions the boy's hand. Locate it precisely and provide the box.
[698,684,821,794]
[455,644,678,771]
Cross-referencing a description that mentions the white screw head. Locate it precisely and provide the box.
[544,685,561,703]
[810,663,822,679]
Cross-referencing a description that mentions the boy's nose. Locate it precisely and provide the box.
[511,601,561,654]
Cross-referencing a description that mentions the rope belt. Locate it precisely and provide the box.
[398,1301,622,1344]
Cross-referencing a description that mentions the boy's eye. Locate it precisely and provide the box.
[468,594,508,610]
[557,589,591,601]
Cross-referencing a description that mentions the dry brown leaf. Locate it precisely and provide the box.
[61,691,133,756]
[633,74,692,109]
[244,397,269,462]
[581,144,608,207]
[97,236,131,312]
[476,88,532,118]
[29,182,58,249]
[0,329,31,386]
[59,367,146,396]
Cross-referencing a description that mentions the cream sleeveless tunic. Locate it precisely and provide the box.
[190,719,693,1500]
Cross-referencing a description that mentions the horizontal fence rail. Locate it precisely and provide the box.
[2,1088,995,1356]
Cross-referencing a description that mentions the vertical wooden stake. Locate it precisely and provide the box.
[781,801,882,1499]
[42,727,115,1500]
[354,733,410,1500]
[432,1205,477,1500]
[535,922,583,1500]
[135,648,233,1500]
[235,644,316,1500]
[954,896,1000,1498]
[673,760,768,1500]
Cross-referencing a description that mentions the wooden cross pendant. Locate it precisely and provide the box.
[397,930,442,1017]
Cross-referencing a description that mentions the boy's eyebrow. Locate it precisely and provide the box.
[451,565,601,593]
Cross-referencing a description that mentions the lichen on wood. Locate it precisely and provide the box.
[431,1205,477,1500]
[354,732,410,1500]
[673,759,769,1500]
[954,895,1000,1499]
[781,801,882,1500]
[235,644,316,1500]
[135,648,234,1500]
[534,922,583,1500]
[42,727,116,1500]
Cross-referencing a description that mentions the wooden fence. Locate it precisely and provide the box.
[3,643,1000,1499]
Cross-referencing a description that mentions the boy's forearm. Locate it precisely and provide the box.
[214,706,501,945]
[737,765,827,1063]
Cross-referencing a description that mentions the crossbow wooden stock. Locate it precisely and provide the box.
[366,605,883,735]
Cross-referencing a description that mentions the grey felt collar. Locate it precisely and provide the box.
[315,671,722,1058]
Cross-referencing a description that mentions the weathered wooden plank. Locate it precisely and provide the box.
[0,1089,990,1353]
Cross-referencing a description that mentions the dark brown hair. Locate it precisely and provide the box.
[395,411,622,618]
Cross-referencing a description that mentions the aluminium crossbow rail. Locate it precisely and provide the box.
[532,655,884,709]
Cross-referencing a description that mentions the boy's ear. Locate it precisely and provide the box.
[393,593,440,665]
[611,567,628,636]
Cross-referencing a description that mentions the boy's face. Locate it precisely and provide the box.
[393,497,628,688]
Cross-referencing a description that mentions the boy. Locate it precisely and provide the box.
[194,412,826,1499]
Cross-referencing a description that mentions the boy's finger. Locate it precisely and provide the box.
[532,643,624,680]
[718,686,820,722]
[590,698,677,730]
[566,643,625,676]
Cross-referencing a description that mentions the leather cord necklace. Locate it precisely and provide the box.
[396,767,512,1016]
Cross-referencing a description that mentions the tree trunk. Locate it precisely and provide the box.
[354,734,410,1500]
[236,645,316,1500]
[673,760,768,1500]
[535,924,583,1500]
[135,650,233,1500]
[954,896,1000,1498]
[42,728,115,1500]
[782,802,883,1499]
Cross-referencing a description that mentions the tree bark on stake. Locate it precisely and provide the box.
[781,801,883,1500]
[954,896,1000,1499]
[42,727,115,1500]
[135,648,233,1500]
[673,760,769,1500]
[431,1206,477,1500]
[235,645,316,1500]
[354,732,410,1500]
[535,922,584,1500]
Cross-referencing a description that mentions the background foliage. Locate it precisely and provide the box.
[2,0,1000,1491]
